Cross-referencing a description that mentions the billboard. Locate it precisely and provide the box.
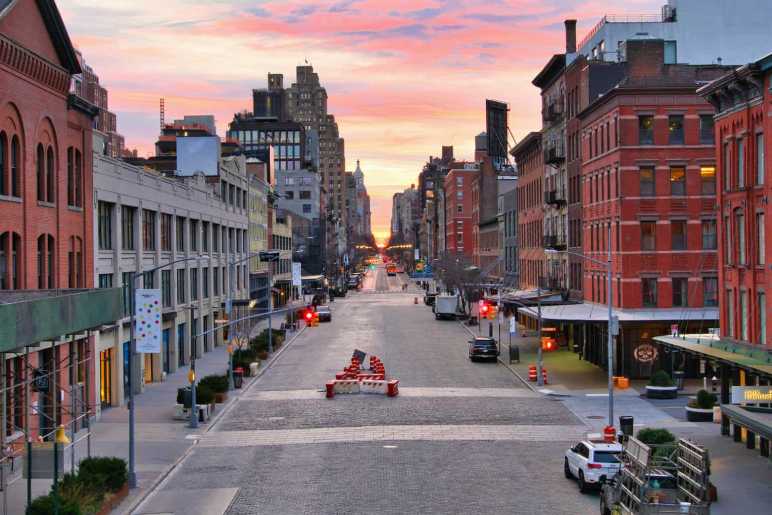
[486,99,509,170]
[176,136,220,176]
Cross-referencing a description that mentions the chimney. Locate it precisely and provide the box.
[565,19,577,54]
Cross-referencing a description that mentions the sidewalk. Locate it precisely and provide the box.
[3,322,305,515]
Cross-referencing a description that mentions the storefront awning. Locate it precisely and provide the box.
[519,302,719,323]
[654,334,772,378]
[720,404,772,441]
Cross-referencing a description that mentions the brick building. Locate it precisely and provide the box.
[699,53,772,346]
[512,132,544,290]
[444,165,478,259]
[0,0,102,439]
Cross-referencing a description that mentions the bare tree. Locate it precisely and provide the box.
[434,251,481,315]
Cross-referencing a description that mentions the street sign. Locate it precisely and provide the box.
[610,315,619,336]
[509,316,516,334]
[259,250,280,262]
[292,262,302,287]
[135,289,162,353]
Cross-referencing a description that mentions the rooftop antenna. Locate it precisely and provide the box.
[160,97,165,130]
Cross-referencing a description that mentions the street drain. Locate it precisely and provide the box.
[587,415,604,420]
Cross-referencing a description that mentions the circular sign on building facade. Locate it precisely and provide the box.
[634,343,658,363]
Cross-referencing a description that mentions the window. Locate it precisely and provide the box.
[457,204,462,214]
[668,115,684,145]
[703,277,718,307]
[736,210,745,265]
[758,292,766,344]
[641,221,656,251]
[0,132,5,196]
[67,148,82,207]
[143,270,155,289]
[726,290,735,338]
[190,268,198,301]
[700,166,716,195]
[68,236,83,288]
[664,40,677,64]
[671,220,687,250]
[122,206,136,250]
[740,290,749,341]
[177,268,186,304]
[724,215,732,265]
[723,142,730,191]
[700,115,714,145]
[672,278,688,307]
[299,190,311,199]
[757,133,765,185]
[154,271,169,309]
[1,232,21,290]
[212,224,219,252]
[37,234,54,288]
[176,217,185,252]
[98,273,113,289]
[642,278,657,307]
[213,267,220,296]
[203,267,209,298]
[98,201,113,250]
[190,220,198,252]
[701,220,717,250]
[457,190,463,199]
[738,138,745,188]
[757,213,765,265]
[302,204,312,214]
[36,144,45,201]
[670,166,686,196]
[161,214,172,251]
[10,136,19,197]
[46,147,54,203]
[122,272,133,311]
[229,184,235,205]
[640,167,655,196]
[202,222,209,252]
[142,210,156,251]
[638,115,654,145]
[285,190,294,200]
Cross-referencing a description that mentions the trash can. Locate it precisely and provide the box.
[233,367,244,389]
[673,370,685,390]
[509,345,520,364]
[619,415,634,436]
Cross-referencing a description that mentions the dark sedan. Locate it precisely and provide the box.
[468,337,499,362]
[316,305,332,322]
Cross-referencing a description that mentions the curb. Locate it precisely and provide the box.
[123,325,307,515]
[457,321,537,393]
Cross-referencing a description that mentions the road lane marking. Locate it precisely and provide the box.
[200,424,588,447]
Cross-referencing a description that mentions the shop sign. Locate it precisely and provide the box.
[633,343,658,363]
[731,386,772,404]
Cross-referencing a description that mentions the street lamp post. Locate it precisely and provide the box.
[127,255,208,489]
[545,224,614,427]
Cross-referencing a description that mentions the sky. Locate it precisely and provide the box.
[58,0,661,245]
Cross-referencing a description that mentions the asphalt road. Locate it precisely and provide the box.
[137,265,596,515]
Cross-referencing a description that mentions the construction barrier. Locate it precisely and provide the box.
[387,379,399,397]
[357,373,385,381]
[333,380,360,394]
[528,365,548,384]
[326,381,335,399]
[360,380,388,394]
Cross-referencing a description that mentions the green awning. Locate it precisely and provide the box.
[0,288,124,352]
[654,334,772,378]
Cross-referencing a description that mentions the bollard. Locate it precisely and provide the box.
[326,381,335,399]
[387,379,399,397]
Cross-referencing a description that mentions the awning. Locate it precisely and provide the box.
[654,334,772,378]
[518,302,719,323]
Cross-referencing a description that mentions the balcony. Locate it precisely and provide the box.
[544,189,567,207]
[542,102,564,124]
[543,234,567,251]
[544,143,565,165]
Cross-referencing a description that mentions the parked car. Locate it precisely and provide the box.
[316,305,332,322]
[564,440,623,493]
[468,337,499,361]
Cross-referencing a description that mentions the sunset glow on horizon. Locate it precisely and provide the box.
[59,0,661,240]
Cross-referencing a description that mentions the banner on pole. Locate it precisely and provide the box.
[135,289,162,353]
[292,262,302,287]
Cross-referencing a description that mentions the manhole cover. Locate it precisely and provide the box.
[587,415,605,420]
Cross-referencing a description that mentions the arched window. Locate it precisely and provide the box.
[46,146,54,203]
[0,232,21,290]
[36,144,45,201]
[67,147,74,205]
[68,236,83,288]
[0,131,6,196]
[75,149,82,207]
[10,136,19,197]
[37,234,55,289]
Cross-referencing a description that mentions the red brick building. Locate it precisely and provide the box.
[444,165,477,259]
[573,39,729,375]
[0,0,98,438]
[699,53,772,346]
[512,132,544,290]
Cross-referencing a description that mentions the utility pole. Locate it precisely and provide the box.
[606,223,614,427]
[189,304,198,429]
[536,282,543,387]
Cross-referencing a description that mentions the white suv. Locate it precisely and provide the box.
[564,440,623,493]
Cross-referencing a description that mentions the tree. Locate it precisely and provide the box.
[433,251,482,315]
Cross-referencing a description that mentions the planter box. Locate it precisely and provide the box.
[97,482,129,515]
[646,385,678,399]
[214,392,228,403]
[686,405,715,422]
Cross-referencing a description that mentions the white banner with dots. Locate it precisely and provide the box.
[135,289,162,353]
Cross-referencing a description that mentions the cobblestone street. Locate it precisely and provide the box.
[134,267,596,515]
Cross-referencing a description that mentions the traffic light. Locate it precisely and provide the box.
[541,337,556,352]
[479,301,489,317]
[487,304,498,321]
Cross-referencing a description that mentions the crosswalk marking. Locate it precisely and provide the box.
[201,424,587,447]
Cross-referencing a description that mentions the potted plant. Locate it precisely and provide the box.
[199,374,229,403]
[195,384,215,419]
[636,428,676,460]
[686,389,718,422]
[646,370,678,399]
